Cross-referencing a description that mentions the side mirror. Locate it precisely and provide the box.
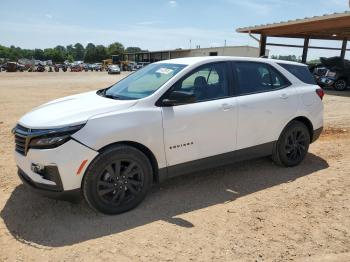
[160,91,196,107]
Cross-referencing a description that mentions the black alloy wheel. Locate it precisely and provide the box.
[273,121,310,167]
[83,145,153,214]
[97,160,144,206]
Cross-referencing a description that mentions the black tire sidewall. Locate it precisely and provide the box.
[334,79,347,91]
[83,145,153,215]
[276,121,310,167]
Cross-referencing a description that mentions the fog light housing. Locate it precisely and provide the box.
[31,163,45,174]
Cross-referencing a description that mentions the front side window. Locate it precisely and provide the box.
[171,62,229,102]
[104,63,186,100]
[235,62,290,95]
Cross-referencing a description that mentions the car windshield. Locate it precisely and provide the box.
[103,63,186,100]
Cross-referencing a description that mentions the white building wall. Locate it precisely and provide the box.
[189,46,269,58]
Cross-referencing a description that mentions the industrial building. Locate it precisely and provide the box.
[123,45,268,63]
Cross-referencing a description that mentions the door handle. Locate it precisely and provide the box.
[222,103,233,110]
[279,93,288,99]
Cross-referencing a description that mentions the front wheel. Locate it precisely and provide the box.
[272,121,310,167]
[83,145,153,214]
[334,79,347,91]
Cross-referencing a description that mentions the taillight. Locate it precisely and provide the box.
[316,88,324,100]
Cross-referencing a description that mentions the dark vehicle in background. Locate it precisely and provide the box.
[71,64,82,72]
[0,62,27,72]
[83,64,90,72]
[36,64,46,72]
[311,57,350,91]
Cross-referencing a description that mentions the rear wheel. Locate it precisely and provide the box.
[273,121,310,167]
[334,79,347,91]
[83,145,153,214]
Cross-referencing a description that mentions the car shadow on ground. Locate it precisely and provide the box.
[1,153,328,247]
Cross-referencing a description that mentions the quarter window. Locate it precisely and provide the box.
[171,62,229,102]
[235,62,290,95]
[278,63,316,85]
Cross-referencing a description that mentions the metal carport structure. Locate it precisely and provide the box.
[236,11,350,63]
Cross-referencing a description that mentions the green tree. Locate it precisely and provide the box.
[74,43,85,60]
[84,43,96,63]
[95,45,108,62]
[34,49,45,60]
[66,54,74,63]
[108,42,124,56]
[126,47,142,53]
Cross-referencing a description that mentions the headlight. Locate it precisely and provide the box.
[28,124,84,149]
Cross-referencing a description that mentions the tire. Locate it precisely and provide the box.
[83,145,153,214]
[334,79,347,91]
[272,121,310,167]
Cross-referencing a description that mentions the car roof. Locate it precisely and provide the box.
[156,56,306,67]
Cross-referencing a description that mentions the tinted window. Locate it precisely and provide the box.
[235,62,289,95]
[278,63,316,85]
[172,62,229,102]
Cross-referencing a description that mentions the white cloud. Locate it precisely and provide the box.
[45,14,53,19]
[168,0,177,8]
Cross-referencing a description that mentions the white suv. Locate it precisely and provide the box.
[13,57,324,214]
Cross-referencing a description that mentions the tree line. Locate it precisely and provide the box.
[0,42,145,63]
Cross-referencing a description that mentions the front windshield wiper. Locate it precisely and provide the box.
[104,94,121,100]
[97,89,121,100]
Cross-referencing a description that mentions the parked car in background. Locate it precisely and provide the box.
[311,57,350,91]
[107,64,121,74]
[12,57,323,214]
[135,62,150,70]
[71,64,82,72]
[128,61,137,71]
[94,63,103,71]
[36,64,46,72]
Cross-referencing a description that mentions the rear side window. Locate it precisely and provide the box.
[235,62,290,95]
[278,63,316,85]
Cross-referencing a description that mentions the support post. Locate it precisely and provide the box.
[259,35,267,57]
[302,37,310,63]
[341,38,347,58]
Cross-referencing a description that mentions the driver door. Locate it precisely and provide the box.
[160,62,238,169]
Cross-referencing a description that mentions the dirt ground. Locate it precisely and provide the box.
[0,71,349,262]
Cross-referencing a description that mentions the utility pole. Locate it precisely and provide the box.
[189,39,192,50]
[223,40,226,55]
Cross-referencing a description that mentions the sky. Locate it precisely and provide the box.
[1,0,349,60]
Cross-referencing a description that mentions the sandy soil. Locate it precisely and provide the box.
[0,72,349,261]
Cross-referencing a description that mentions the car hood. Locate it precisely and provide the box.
[18,91,137,129]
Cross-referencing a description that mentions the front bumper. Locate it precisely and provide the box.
[14,139,98,192]
[18,168,81,201]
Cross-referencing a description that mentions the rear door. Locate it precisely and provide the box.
[161,62,238,167]
[233,61,298,150]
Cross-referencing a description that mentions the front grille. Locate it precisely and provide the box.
[13,124,30,156]
[15,134,26,155]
